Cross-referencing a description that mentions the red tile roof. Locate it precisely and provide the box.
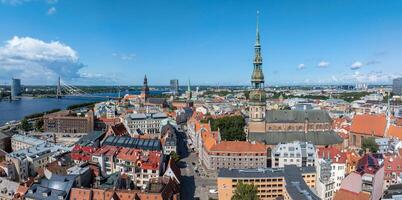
[317,147,347,164]
[350,114,387,137]
[334,189,370,200]
[384,154,402,180]
[387,124,402,140]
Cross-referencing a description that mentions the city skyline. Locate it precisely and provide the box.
[1,0,402,86]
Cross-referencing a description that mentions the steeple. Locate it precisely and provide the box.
[141,74,149,100]
[186,79,192,100]
[251,10,264,89]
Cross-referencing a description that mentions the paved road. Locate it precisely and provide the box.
[177,128,218,200]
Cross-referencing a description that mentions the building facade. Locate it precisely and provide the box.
[11,78,21,100]
[123,112,168,136]
[393,77,402,95]
[43,110,94,134]
[170,79,179,95]
[271,141,316,168]
[11,134,45,151]
[217,165,318,200]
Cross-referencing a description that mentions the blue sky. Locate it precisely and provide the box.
[0,0,402,86]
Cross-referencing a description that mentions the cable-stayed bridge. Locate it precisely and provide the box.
[54,76,121,99]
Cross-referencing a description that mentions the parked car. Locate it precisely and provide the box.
[209,189,218,194]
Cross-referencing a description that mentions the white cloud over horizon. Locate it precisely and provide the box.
[350,61,363,70]
[47,6,56,15]
[297,63,305,70]
[0,36,86,84]
[317,61,329,68]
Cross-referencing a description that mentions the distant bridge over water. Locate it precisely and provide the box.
[54,76,121,99]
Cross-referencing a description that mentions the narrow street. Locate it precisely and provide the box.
[177,129,217,200]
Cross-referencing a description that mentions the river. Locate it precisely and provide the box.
[0,91,164,125]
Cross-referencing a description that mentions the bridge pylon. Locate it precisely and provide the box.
[56,76,62,98]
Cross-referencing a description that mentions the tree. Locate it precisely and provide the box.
[170,152,180,163]
[35,118,44,131]
[20,118,31,131]
[362,137,379,153]
[231,182,259,200]
[209,115,246,141]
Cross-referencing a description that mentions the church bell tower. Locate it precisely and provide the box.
[249,11,266,128]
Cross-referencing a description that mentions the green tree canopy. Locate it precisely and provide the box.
[362,137,379,153]
[209,115,246,141]
[20,118,32,131]
[170,152,180,163]
[231,182,259,200]
[34,118,44,132]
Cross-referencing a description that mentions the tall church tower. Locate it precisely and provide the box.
[141,74,150,100]
[249,11,266,132]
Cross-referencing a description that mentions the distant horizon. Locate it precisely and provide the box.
[0,83,394,88]
[1,1,402,85]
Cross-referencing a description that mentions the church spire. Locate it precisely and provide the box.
[141,74,149,100]
[251,10,264,89]
[256,10,260,46]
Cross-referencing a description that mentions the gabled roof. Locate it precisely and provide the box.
[350,114,387,137]
[356,153,381,175]
[266,110,332,123]
[317,147,347,164]
[110,123,128,136]
[334,189,370,200]
[249,131,343,145]
[387,124,402,140]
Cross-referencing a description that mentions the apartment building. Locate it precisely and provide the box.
[217,165,318,200]
[271,141,316,168]
[6,142,70,182]
[334,153,384,200]
[11,134,45,151]
[44,110,94,134]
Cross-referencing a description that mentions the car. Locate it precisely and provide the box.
[209,189,218,194]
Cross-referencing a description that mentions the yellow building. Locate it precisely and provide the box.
[217,165,318,200]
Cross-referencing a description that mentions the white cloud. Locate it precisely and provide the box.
[47,7,56,15]
[112,53,135,60]
[317,61,329,68]
[0,36,85,84]
[350,61,363,70]
[1,0,56,5]
[0,0,30,5]
[297,63,305,70]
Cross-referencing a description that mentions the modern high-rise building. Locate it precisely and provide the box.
[392,77,402,95]
[11,78,21,100]
[170,79,179,95]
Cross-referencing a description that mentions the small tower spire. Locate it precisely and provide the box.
[256,10,260,46]
[141,74,149,100]
[251,10,264,89]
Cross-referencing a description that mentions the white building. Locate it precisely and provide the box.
[0,177,20,200]
[317,147,347,192]
[316,158,335,200]
[6,142,70,182]
[123,112,168,136]
[271,141,316,168]
[94,101,117,119]
[11,134,45,151]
